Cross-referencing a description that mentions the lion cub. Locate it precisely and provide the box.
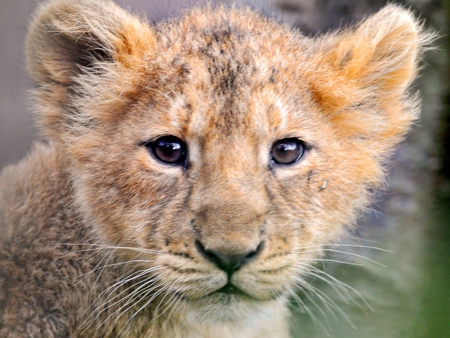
[0,0,431,337]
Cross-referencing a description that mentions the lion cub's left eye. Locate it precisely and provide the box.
[145,136,187,165]
[271,138,305,165]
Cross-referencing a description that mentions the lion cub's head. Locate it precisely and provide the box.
[27,0,428,318]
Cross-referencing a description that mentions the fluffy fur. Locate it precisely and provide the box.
[0,0,432,337]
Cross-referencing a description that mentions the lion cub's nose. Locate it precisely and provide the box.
[195,240,264,274]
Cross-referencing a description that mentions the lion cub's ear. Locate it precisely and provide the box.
[310,5,433,143]
[26,0,155,138]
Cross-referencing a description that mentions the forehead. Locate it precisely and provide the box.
[124,8,320,148]
[154,25,311,130]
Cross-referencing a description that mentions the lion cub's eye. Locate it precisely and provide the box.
[271,138,305,165]
[146,136,187,165]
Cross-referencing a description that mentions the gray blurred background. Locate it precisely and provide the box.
[1,1,449,337]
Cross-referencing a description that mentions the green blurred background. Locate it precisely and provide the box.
[0,0,449,337]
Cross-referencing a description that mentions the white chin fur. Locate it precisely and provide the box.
[177,296,289,338]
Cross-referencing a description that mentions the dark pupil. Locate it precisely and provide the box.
[153,137,185,164]
[272,139,304,164]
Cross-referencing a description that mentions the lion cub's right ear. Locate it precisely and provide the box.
[26,0,156,138]
[307,5,433,147]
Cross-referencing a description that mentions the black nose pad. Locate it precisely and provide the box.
[195,240,264,275]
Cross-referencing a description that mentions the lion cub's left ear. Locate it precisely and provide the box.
[26,0,156,138]
[309,5,434,143]
[27,0,154,85]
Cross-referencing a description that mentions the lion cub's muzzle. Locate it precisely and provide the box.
[184,174,273,297]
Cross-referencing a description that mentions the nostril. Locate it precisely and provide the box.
[195,240,265,274]
[195,240,220,265]
[244,241,264,262]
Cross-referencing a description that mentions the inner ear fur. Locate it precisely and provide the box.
[309,5,434,143]
[26,0,155,138]
[27,0,155,85]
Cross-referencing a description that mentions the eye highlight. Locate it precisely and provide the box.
[271,138,305,165]
[144,136,187,166]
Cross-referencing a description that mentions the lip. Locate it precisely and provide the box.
[216,283,245,295]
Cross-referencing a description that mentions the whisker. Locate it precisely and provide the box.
[321,249,387,268]
[104,268,168,309]
[149,274,188,321]
[295,277,356,329]
[56,242,164,255]
[300,269,352,306]
[99,266,167,309]
[291,247,387,268]
[77,259,159,278]
[289,287,331,336]
[301,263,373,312]
[97,271,169,332]
[292,243,390,252]
[163,292,186,329]
[294,257,364,266]
[82,266,167,333]
[295,278,333,320]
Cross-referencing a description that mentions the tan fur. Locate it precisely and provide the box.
[0,0,432,337]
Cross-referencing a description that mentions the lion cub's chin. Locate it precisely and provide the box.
[180,296,290,337]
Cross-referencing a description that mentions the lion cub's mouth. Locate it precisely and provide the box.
[204,284,254,302]
[215,283,246,296]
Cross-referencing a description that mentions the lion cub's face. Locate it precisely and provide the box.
[28,0,424,314]
[69,22,359,306]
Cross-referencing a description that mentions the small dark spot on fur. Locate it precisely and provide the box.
[266,252,289,260]
[261,265,292,274]
[165,238,170,246]
[307,170,315,183]
[339,51,352,69]
[269,67,278,83]
[169,266,197,274]
[259,226,266,236]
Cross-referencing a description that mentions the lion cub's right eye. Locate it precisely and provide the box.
[271,138,305,165]
[144,136,187,166]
